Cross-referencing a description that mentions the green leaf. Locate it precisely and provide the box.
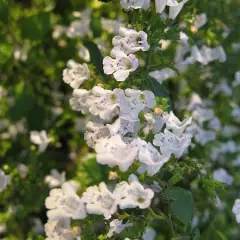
[21,12,51,41]
[167,187,194,226]
[0,0,8,23]
[83,40,104,75]
[90,17,102,38]
[9,84,35,121]
[172,237,191,240]
[149,76,169,98]
[0,43,13,64]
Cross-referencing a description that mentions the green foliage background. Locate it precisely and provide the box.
[0,0,240,239]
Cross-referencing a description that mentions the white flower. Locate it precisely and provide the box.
[186,122,216,146]
[101,18,124,34]
[221,125,239,137]
[169,0,189,20]
[232,107,240,118]
[143,112,165,134]
[69,89,89,114]
[208,117,221,130]
[232,71,240,87]
[155,0,178,14]
[95,135,138,172]
[52,25,67,39]
[149,67,176,84]
[30,130,51,152]
[103,50,139,81]
[214,46,227,62]
[63,60,90,89]
[120,0,145,10]
[187,93,203,111]
[17,164,28,178]
[142,0,151,10]
[82,182,117,219]
[213,168,233,185]
[179,31,189,45]
[0,169,10,191]
[192,108,214,125]
[113,27,150,54]
[107,115,140,136]
[233,199,240,223]
[78,46,90,62]
[142,227,156,240]
[106,219,132,237]
[193,13,208,29]
[84,121,110,149]
[45,169,66,188]
[153,129,192,158]
[45,218,74,240]
[45,182,87,220]
[66,9,91,38]
[87,87,119,121]
[118,89,156,119]
[116,175,154,209]
[137,139,170,176]
[164,111,192,136]
[213,79,232,96]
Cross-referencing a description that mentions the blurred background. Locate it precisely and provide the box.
[0,0,240,239]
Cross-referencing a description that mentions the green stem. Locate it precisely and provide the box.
[149,207,167,221]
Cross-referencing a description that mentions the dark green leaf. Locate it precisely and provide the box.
[167,187,194,226]
[90,17,103,38]
[0,0,8,22]
[0,43,13,64]
[9,85,35,121]
[149,76,169,98]
[21,12,51,41]
[83,40,104,75]
[172,237,191,240]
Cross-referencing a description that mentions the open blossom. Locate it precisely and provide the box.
[120,0,145,10]
[153,129,192,158]
[45,182,87,220]
[192,107,214,125]
[118,89,156,119]
[0,169,11,191]
[137,139,170,176]
[193,13,208,29]
[103,50,139,81]
[87,86,120,121]
[149,67,177,84]
[107,115,140,136]
[169,0,189,19]
[82,182,117,219]
[143,111,165,134]
[70,89,89,113]
[233,199,240,223]
[66,9,91,38]
[30,130,51,152]
[232,71,240,87]
[164,111,192,136]
[84,121,110,148]
[95,135,138,172]
[114,175,154,209]
[155,0,178,14]
[213,168,233,185]
[45,218,74,240]
[113,27,150,54]
[63,60,90,89]
[45,169,66,188]
[142,227,157,240]
[107,219,132,238]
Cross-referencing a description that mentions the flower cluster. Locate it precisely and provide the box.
[103,27,150,81]
[45,176,154,238]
